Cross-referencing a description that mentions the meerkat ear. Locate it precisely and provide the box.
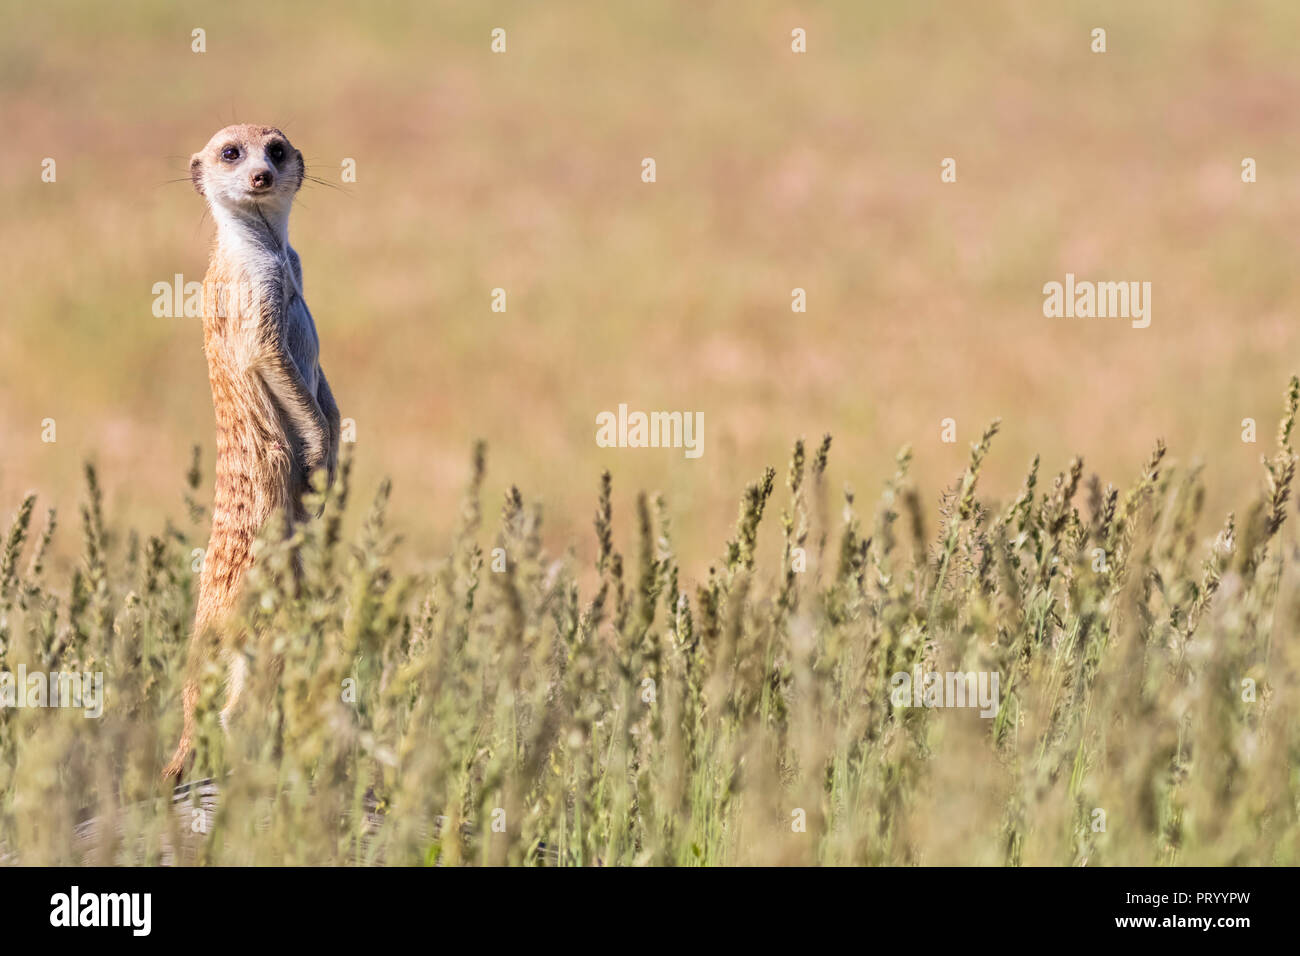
[189,153,205,196]
[294,149,304,191]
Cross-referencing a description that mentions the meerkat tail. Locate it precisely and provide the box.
[162,546,251,783]
[162,678,199,781]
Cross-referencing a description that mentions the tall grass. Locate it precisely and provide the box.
[2,382,1299,865]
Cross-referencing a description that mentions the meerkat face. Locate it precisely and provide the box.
[191,124,304,217]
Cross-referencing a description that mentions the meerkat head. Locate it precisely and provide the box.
[190,124,304,219]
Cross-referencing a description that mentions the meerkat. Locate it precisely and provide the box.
[162,124,341,780]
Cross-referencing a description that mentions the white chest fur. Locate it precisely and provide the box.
[212,207,321,395]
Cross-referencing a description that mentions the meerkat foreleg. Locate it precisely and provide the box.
[316,370,341,486]
[258,348,332,480]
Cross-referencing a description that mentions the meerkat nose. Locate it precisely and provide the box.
[250,170,274,190]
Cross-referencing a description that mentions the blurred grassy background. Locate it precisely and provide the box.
[2,0,1299,579]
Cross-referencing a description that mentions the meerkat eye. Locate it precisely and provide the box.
[220,145,241,162]
[268,142,286,163]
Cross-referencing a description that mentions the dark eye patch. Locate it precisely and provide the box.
[267,142,286,163]
[220,145,241,162]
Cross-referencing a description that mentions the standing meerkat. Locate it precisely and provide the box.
[163,124,340,780]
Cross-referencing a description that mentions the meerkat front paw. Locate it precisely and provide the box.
[302,437,330,482]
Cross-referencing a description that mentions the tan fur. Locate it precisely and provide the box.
[163,125,340,780]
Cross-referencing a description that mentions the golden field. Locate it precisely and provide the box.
[3,1,1300,869]
[2,0,1299,589]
